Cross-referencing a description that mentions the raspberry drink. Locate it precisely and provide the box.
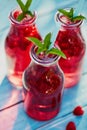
[55,12,86,88]
[23,46,64,121]
[5,9,41,87]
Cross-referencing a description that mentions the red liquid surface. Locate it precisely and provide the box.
[23,63,64,120]
[5,24,41,87]
[55,29,86,88]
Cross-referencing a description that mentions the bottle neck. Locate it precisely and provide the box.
[56,12,82,30]
[9,8,37,27]
[30,46,59,66]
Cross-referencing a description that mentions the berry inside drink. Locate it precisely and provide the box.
[23,47,64,121]
[55,14,86,88]
[24,64,63,120]
[5,9,41,87]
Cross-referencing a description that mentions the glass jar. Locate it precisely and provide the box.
[55,12,86,88]
[5,8,41,88]
[23,46,64,121]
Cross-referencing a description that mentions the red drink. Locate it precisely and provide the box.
[55,13,86,88]
[23,46,64,121]
[5,9,41,87]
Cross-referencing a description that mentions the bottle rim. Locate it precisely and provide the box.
[9,8,37,26]
[55,10,83,28]
[30,45,59,66]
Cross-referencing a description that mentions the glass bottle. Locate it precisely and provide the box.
[5,8,41,88]
[23,45,64,121]
[55,12,86,88]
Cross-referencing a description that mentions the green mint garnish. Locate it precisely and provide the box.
[16,0,34,21]
[27,32,66,59]
[58,8,86,22]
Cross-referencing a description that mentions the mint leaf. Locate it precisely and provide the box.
[27,37,43,48]
[73,15,86,21]
[17,0,25,12]
[47,48,66,59]
[58,8,86,22]
[44,32,52,50]
[16,13,24,22]
[16,0,33,21]
[69,8,74,18]
[58,9,69,18]
[25,0,32,12]
[26,10,34,17]
[37,47,46,54]
[27,32,66,59]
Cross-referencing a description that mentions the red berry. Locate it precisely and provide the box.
[66,121,76,130]
[13,11,19,19]
[73,106,84,116]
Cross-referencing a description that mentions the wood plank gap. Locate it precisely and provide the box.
[36,104,87,129]
[0,100,24,112]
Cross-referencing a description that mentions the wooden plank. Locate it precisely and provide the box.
[0,104,87,130]
[0,76,24,110]
[0,103,51,130]
[0,74,87,130]
[0,1,87,130]
[36,106,87,130]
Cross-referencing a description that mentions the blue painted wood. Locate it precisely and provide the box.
[0,76,24,110]
[0,74,87,130]
[0,0,87,130]
[36,106,87,130]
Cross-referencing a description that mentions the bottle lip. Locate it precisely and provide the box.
[55,10,82,27]
[9,8,37,26]
[30,45,59,66]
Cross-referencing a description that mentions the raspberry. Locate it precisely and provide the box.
[13,11,19,19]
[73,106,84,116]
[66,121,76,130]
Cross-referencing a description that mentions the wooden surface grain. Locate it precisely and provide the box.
[0,0,87,130]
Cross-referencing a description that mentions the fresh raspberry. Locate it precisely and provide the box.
[13,11,19,19]
[73,106,84,116]
[66,121,76,130]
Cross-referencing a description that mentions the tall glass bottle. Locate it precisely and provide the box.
[55,12,86,88]
[5,9,41,88]
[23,46,64,121]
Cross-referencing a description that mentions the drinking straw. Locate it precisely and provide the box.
[74,0,85,16]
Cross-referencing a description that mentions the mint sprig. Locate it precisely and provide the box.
[27,32,66,59]
[58,8,86,22]
[16,0,34,21]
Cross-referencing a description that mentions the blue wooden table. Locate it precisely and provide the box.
[0,0,87,130]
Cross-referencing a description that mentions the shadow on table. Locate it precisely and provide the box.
[11,82,83,130]
[11,104,49,130]
[0,77,47,130]
[0,76,23,110]
[0,76,86,130]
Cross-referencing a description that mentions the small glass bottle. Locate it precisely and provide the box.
[23,45,64,121]
[55,12,86,88]
[5,8,41,88]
